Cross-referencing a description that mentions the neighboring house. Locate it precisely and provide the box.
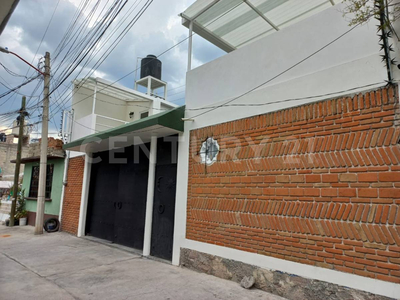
[0,133,29,181]
[69,75,175,142]
[61,63,182,261]
[17,138,65,226]
[172,1,400,299]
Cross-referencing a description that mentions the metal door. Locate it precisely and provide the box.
[86,151,119,242]
[86,145,149,250]
[150,136,178,260]
[113,145,149,248]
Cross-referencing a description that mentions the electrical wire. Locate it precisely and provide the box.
[0,62,29,78]
[70,24,368,136]
[189,24,360,119]
[49,0,151,114]
[45,0,249,118]
[0,75,41,100]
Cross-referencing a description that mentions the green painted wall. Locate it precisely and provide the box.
[22,158,65,216]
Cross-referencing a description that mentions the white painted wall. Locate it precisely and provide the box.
[94,91,126,121]
[172,2,400,298]
[72,86,94,121]
[182,240,400,298]
[71,114,95,142]
[184,3,396,128]
[70,78,178,144]
[126,101,151,121]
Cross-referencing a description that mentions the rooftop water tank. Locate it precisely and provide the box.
[140,55,162,80]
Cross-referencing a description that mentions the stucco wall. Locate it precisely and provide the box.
[184,3,398,129]
[72,86,94,121]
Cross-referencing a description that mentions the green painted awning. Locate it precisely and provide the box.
[64,106,185,153]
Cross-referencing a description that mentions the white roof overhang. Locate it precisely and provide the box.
[0,0,19,35]
[181,0,338,52]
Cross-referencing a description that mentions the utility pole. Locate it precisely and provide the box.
[34,52,50,235]
[9,96,26,227]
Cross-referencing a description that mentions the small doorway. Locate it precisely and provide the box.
[150,136,178,261]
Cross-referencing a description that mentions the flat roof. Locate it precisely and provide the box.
[74,77,178,108]
[63,106,185,153]
[181,0,337,52]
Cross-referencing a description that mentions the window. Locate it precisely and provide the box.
[29,164,54,199]
[140,111,149,119]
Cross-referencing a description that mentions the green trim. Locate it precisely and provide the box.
[64,106,185,150]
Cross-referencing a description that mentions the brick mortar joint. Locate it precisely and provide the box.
[193,85,399,135]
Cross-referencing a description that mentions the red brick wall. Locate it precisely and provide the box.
[61,156,85,235]
[187,86,400,284]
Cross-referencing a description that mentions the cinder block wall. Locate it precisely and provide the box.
[0,143,29,180]
[187,86,400,284]
[61,156,85,235]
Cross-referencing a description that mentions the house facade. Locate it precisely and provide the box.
[172,1,400,299]
[19,138,65,226]
[61,74,182,261]
[0,134,29,181]
[59,1,400,298]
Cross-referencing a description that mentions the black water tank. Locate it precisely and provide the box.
[140,55,162,80]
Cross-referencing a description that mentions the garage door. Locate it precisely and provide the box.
[85,144,149,249]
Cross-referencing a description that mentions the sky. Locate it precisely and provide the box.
[0,0,225,139]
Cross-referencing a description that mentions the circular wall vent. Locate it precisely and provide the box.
[200,137,219,165]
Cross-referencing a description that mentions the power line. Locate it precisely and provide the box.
[0,62,29,78]
[189,24,360,119]
[25,0,61,79]
[49,0,152,115]
[1,0,60,120]
[70,80,387,136]
[186,82,386,110]
[90,25,366,137]
[46,0,130,109]
[0,75,41,100]
[46,0,246,118]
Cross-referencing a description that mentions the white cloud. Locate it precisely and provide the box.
[0,0,225,131]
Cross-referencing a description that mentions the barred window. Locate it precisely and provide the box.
[29,164,54,199]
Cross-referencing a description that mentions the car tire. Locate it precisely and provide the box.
[43,218,60,233]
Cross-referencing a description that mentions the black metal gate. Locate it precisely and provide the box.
[86,145,149,249]
[150,136,178,260]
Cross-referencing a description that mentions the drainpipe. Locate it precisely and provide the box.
[143,135,157,256]
[58,109,74,226]
[58,150,70,226]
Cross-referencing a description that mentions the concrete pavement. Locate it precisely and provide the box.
[0,225,285,300]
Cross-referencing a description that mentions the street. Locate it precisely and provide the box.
[0,225,284,300]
